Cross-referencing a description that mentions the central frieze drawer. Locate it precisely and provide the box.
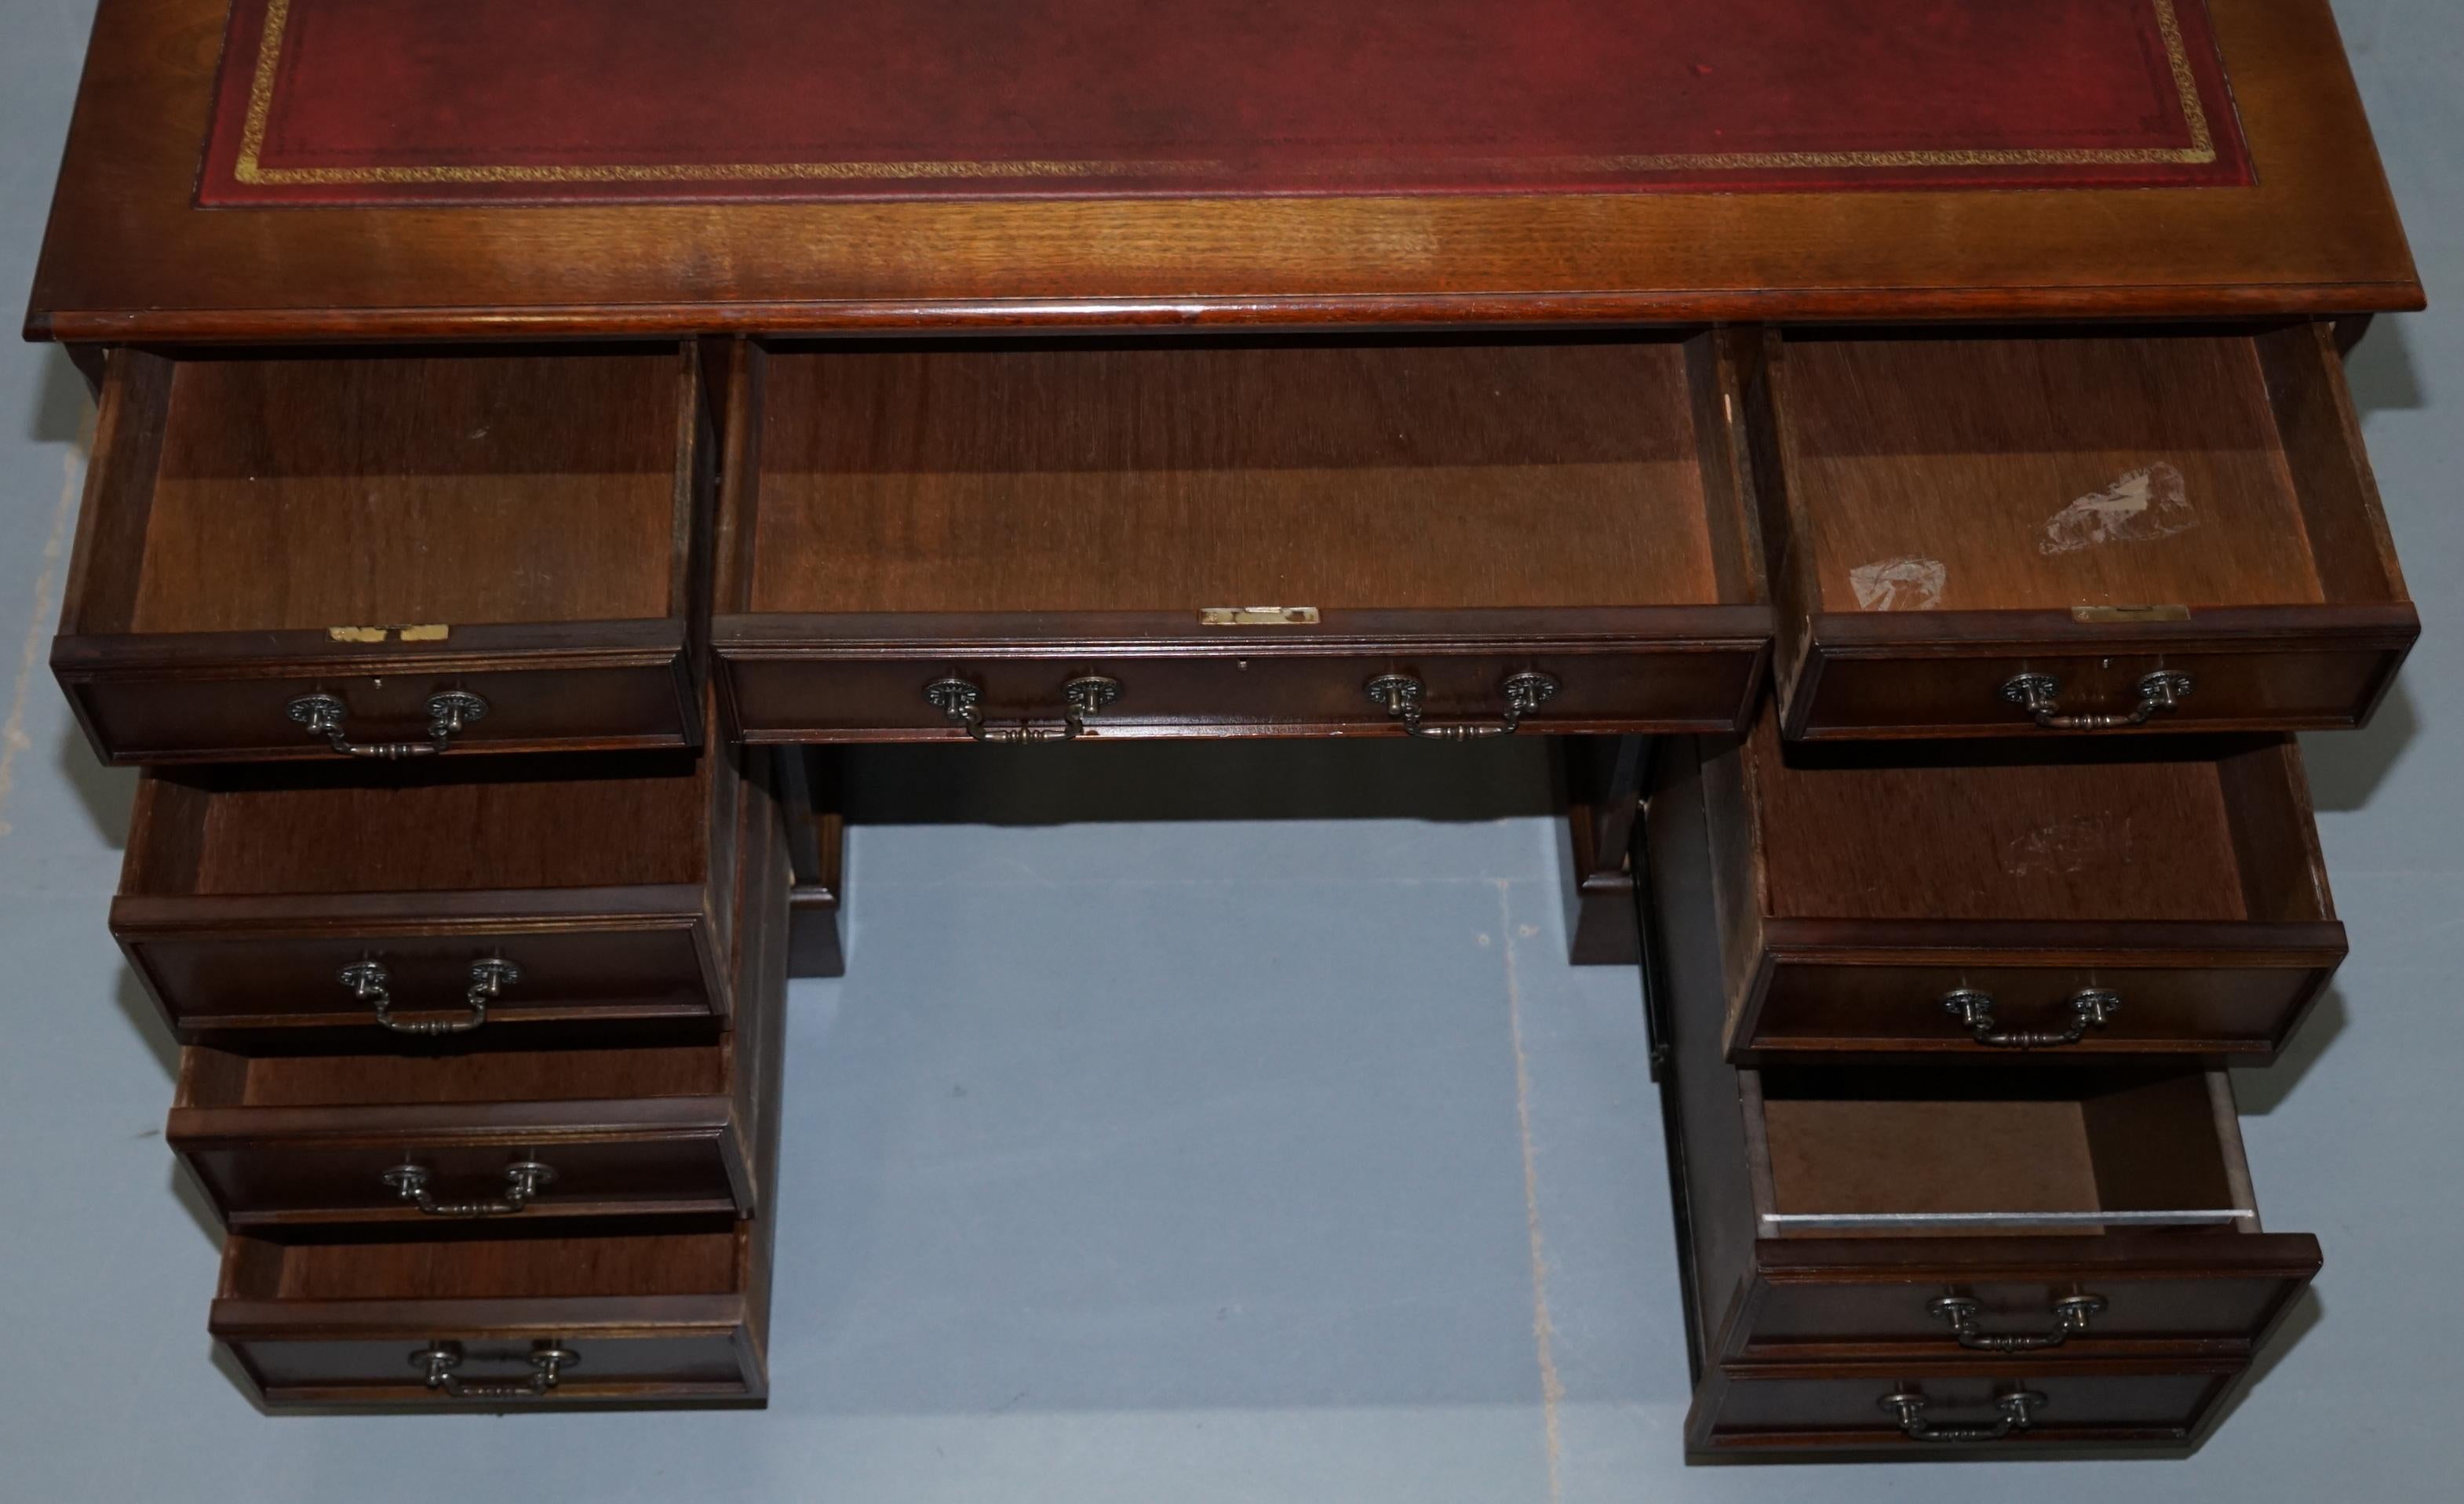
[713,335,1772,741]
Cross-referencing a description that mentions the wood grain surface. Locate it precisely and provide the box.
[716,334,1773,739]
[53,345,713,764]
[239,1227,745,1302]
[126,755,714,896]
[124,351,681,633]
[197,1044,729,1108]
[22,0,2420,336]
[1646,737,2319,1455]
[1744,719,2263,923]
[749,338,1721,614]
[1788,333,2324,612]
[1758,1068,2231,1222]
[1744,322,2418,737]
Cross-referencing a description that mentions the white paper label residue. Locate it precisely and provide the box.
[1848,555,1947,611]
[2039,462,2196,555]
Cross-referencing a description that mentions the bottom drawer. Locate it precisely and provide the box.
[211,1219,771,1406]
[1695,1360,2245,1455]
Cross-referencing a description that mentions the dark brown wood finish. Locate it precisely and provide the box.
[206,799,792,1408]
[1693,1360,2249,1455]
[1561,735,1650,965]
[168,771,783,1229]
[1731,1236,2327,1361]
[1742,322,2417,738]
[53,344,714,764]
[1645,736,2319,1458]
[24,0,2418,339]
[113,718,750,1039]
[1704,708,2345,1062]
[15,0,2422,1440]
[714,335,1770,741]
[776,748,846,980]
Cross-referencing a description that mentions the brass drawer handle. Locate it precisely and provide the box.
[924,675,1122,742]
[1879,1386,2045,1443]
[2000,670,2190,730]
[339,958,519,1036]
[412,1341,578,1399]
[1930,1294,2107,1352]
[1365,670,1559,740]
[287,690,487,758]
[383,1160,556,1218]
[1943,988,2120,1048]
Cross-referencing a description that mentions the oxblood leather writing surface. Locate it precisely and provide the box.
[201,0,2251,206]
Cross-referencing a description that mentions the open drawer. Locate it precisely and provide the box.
[113,715,755,1039]
[713,335,1770,742]
[1701,710,2345,1062]
[1730,1065,2315,1349]
[210,1215,775,1408]
[1740,322,2416,738]
[166,790,784,1229]
[1680,1065,2313,1455]
[53,344,713,763]
[208,853,783,1410]
[1646,752,2318,1457]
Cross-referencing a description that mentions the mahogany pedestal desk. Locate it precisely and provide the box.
[23,0,2423,1458]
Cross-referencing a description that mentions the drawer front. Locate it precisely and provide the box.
[227,1331,755,1406]
[1696,1364,2239,1453]
[180,1131,742,1227]
[1724,1234,2320,1360]
[60,653,697,765]
[119,921,723,1036]
[1740,957,2340,1060]
[1791,633,2413,741]
[724,643,1763,741]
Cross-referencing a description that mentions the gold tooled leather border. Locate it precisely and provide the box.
[232,0,2220,187]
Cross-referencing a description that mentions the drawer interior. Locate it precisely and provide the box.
[735,334,1751,615]
[1748,1065,2254,1236]
[1766,325,2404,616]
[121,752,713,896]
[69,346,696,639]
[221,1221,745,1301]
[1745,721,2329,924]
[177,1039,727,1109]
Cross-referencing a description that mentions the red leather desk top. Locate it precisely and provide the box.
[201,0,2251,206]
[24,0,2419,337]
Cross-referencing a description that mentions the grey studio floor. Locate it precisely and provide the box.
[3,3,2462,1502]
